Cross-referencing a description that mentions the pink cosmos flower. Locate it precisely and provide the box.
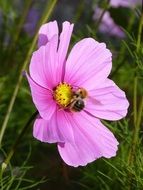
[93,7,125,38]
[110,0,141,8]
[26,21,129,167]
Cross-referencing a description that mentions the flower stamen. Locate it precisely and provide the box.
[54,82,73,107]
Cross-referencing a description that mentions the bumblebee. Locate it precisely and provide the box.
[68,88,88,112]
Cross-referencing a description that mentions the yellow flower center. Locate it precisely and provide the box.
[53,82,73,107]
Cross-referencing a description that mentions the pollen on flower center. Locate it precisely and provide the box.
[53,82,73,107]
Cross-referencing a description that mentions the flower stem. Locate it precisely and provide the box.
[127,77,137,188]
[62,162,70,185]
[95,0,110,30]
[0,111,38,176]
[127,4,143,187]
[128,78,143,188]
[0,0,58,147]
[136,1,143,53]
[73,0,85,23]
[133,77,137,126]
[132,97,143,161]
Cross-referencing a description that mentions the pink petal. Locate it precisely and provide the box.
[33,110,74,143]
[55,110,74,143]
[85,79,129,120]
[99,11,125,38]
[26,73,56,120]
[93,8,125,38]
[38,20,58,48]
[33,115,62,143]
[57,21,74,81]
[64,38,112,90]
[30,36,59,89]
[58,111,118,167]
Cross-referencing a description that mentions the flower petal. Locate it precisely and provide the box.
[57,21,74,81]
[33,110,74,143]
[30,36,59,89]
[64,38,112,90]
[33,114,63,143]
[56,110,75,143]
[58,111,118,167]
[38,20,59,48]
[85,79,129,120]
[26,73,56,120]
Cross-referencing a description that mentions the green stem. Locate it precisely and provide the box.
[0,0,58,147]
[95,1,110,30]
[133,77,137,126]
[132,97,143,157]
[131,0,143,151]
[135,96,143,140]
[128,91,143,189]
[136,2,143,52]
[73,0,85,23]
[1,111,38,175]
[127,5,143,188]
[127,77,137,189]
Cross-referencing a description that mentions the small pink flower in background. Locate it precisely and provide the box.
[26,21,129,167]
[93,7,125,38]
[93,0,141,38]
[110,0,141,8]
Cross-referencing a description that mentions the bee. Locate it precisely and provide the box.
[68,88,88,112]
